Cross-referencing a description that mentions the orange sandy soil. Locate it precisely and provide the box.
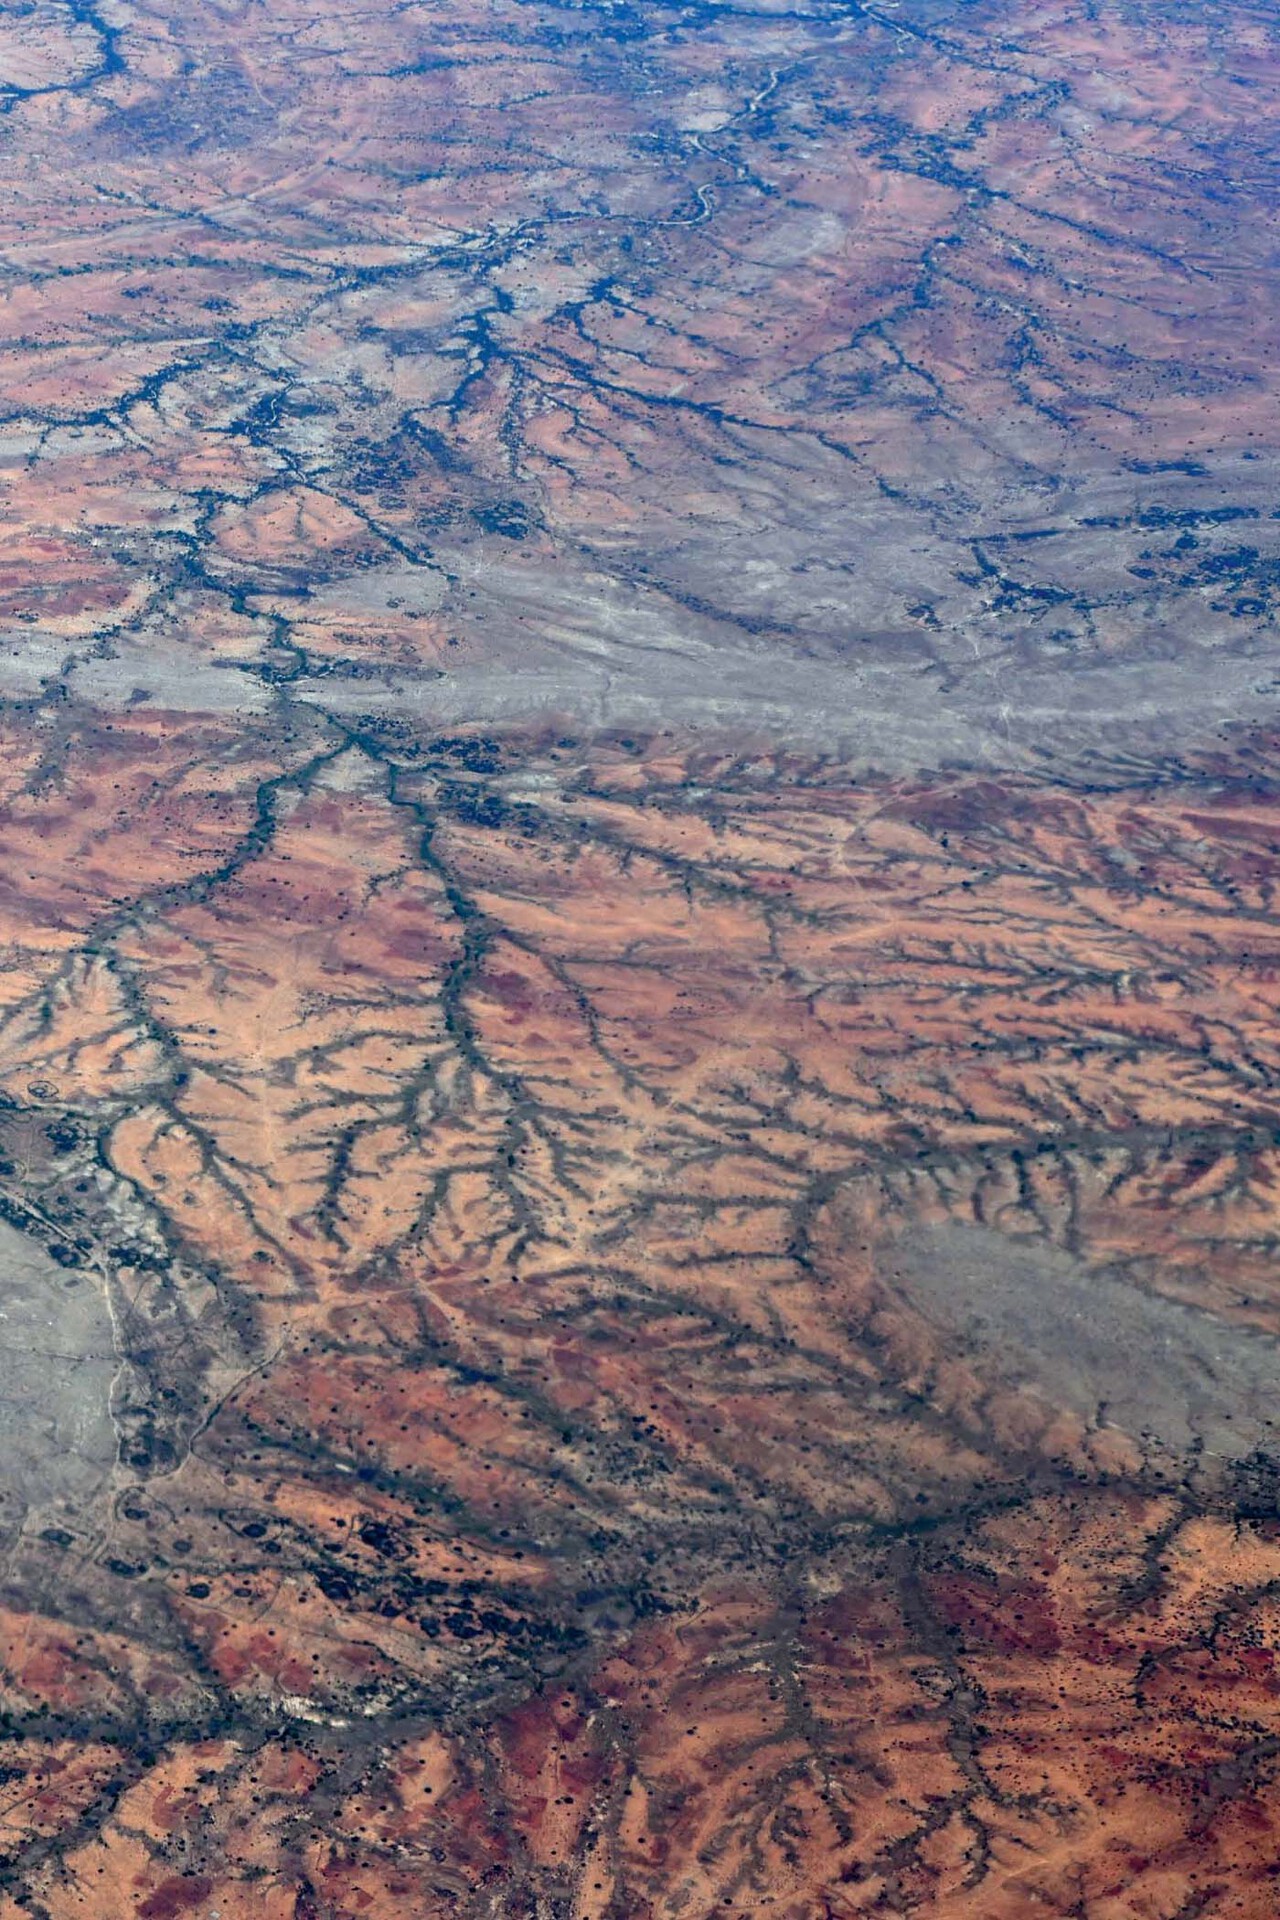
[0,0,1271,1913]
[0,711,1271,1914]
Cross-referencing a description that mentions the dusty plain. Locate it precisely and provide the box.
[0,0,1273,1915]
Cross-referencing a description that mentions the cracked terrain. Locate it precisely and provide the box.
[0,0,1274,1915]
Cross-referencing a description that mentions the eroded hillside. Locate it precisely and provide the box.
[0,0,1274,1913]
[0,711,1270,1912]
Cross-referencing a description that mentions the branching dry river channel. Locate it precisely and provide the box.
[0,0,1272,1915]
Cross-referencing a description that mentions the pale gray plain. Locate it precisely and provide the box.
[886,1223,1280,1466]
[0,1221,116,1518]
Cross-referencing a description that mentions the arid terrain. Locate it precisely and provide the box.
[0,0,1274,1914]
